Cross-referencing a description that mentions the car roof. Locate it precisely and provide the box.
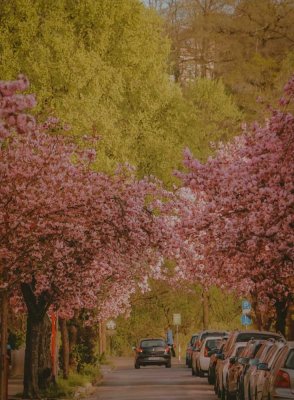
[140,338,166,342]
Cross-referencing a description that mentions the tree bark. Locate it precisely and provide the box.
[21,283,51,399]
[38,314,52,389]
[68,322,78,371]
[59,318,69,379]
[0,289,8,400]
[202,287,209,330]
[275,299,288,336]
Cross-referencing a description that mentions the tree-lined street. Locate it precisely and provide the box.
[0,1,293,399]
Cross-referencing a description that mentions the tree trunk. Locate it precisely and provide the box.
[68,323,78,371]
[59,318,69,379]
[21,283,51,399]
[275,300,288,336]
[0,289,8,400]
[38,314,52,389]
[202,288,209,330]
[251,294,263,330]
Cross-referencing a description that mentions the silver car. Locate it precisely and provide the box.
[264,341,294,400]
[244,339,275,400]
[249,340,286,400]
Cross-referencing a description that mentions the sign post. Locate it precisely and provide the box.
[173,314,181,363]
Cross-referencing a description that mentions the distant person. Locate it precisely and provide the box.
[166,326,176,357]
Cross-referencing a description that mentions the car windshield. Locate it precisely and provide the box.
[191,336,198,345]
[202,332,227,340]
[285,349,294,369]
[141,339,165,348]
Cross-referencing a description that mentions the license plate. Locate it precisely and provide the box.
[149,357,161,360]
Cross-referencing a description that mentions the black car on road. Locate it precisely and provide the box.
[134,338,172,369]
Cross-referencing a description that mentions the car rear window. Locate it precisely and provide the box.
[285,349,294,369]
[236,333,280,342]
[206,339,222,350]
[141,339,165,348]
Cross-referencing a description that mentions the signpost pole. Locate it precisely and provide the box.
[177,325,180,363]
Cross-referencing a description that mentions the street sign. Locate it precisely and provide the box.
[241,314,252,326]
[242,300,251,315]
[173,313,181,326]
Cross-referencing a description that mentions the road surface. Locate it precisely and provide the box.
[90,358,216,400]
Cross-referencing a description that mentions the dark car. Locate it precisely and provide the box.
[134,338,171,369]
[186,333,199,367]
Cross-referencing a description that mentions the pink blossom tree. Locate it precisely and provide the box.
[176,77,294,334]
[0,76,171,397]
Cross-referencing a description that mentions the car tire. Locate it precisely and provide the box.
[199,369,204,377]
[166,362,171,368]
[135,363,140,369]
[192,365,196,376]
[208,369,214,385]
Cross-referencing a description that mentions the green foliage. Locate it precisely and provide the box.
[40,367,101,399]
[112,280,242,355]
[181,78,243,161]
[0,0,243,186]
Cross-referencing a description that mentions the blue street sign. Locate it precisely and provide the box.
[241,315,252,326]
[242,300,251,311]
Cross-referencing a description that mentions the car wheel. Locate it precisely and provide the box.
[166,361,171,368]
[192,365,196,376]
[208,369,214,385]
[236,381,243,400]
[135,363,140,369]
[199,369,204,377]
[248,384,251,400]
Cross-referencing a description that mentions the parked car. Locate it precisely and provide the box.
[216,341,247,399]
[191,330,228,376]
[133,338,171,369]
[195,336,224,377]
[196,330,229,349]
[260,342,294,400]
[266,341,294,400]
[243,339,276,400]
[186,333,199,367]
[208,338,229,385]
[248,340,286,400]
[215,330,282,400]
[226,339,267,400]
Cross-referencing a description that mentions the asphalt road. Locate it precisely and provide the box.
[91,359,216,400]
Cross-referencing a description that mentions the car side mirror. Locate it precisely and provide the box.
[229,356,237,364]
[257,362,270,371]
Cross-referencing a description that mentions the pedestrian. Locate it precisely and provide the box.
[166,325,176,357]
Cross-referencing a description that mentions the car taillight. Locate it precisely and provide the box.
[165,346,170,354]
[204,347,209,357]
[136,348,143,353]
[275,370,290,388]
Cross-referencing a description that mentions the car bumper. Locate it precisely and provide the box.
[137,356,171,365]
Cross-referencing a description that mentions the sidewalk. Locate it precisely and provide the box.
[8,376,23,399]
